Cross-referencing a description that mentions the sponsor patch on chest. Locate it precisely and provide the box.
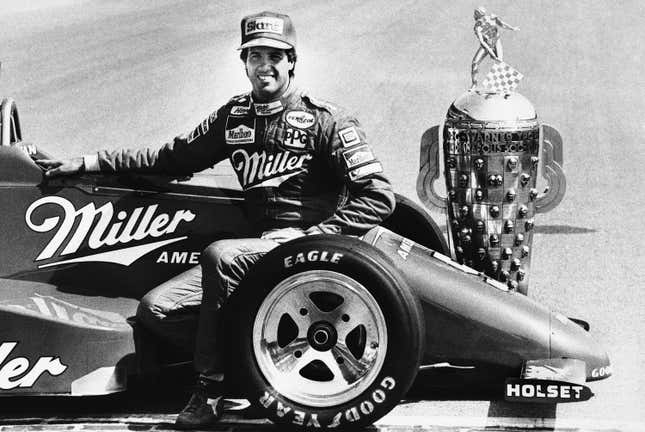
[286,111,315,129]
[254,100,283,116]
[230,106,250,116]
[226,117,256,145]
[283,128,309,149]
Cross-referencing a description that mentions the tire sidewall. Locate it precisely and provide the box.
[229,235,423,429]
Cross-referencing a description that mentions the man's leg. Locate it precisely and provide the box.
[135,265,203,377]
[177,237,278,428]
[471,47,488,88]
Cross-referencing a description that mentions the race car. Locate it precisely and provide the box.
[0,96,611,429]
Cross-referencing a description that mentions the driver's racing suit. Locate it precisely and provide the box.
[86,84,395,377]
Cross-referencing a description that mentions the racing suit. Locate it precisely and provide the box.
[87,84,395,377]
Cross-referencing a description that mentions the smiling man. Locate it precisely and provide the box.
[37,11,395,428]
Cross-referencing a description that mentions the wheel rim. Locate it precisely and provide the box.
[252,270,388,407]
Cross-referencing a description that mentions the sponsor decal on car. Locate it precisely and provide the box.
[0,342,67,390]
[283,250,344,268]
[25,196,195,268]
[231,149,312,190]
[348,162,382,181]
[286,111,315,129]
[397,237,415,260]
[283,128,308,149]
[258,376,396,427]
[1,295,128,329]
[342,145,376,169]
[230,106,250,116]
[254,100,284,116]
[246,17,284,36]
[504,378,593,403]
[156,251,201,265]
[591,365,612,378]
[338,126,361,147]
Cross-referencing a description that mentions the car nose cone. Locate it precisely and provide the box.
[549,312,612,381]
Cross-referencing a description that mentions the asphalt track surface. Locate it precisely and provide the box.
[0,1,643,431]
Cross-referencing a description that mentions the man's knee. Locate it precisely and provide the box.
[201,240,238,272]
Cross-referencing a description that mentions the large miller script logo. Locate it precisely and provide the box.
[231,149,312,190]
[25,197,195,268]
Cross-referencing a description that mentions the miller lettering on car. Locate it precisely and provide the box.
[25,197,195,267]
[0,342,67,390]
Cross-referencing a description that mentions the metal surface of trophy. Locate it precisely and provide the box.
[417,8,566,294]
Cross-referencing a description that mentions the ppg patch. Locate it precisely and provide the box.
[225,117,255,145]
[348,162,382,181]
[342,145,375,169]
[338,126,361,147]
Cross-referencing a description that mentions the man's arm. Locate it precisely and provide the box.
[494,16,520,31]
[38,108,227,177]
[306,114,396,237]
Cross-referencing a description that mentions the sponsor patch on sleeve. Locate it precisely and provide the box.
[200,118,210,135]
[338,126,361,147]
[342,145,376,169]
[348,161,382,181]
[187,125,201,143]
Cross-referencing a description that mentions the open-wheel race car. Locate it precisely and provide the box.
[0,93,611,429]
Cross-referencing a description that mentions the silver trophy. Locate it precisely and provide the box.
[417,9,566,294]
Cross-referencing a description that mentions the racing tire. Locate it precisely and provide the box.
[227,234,424,430]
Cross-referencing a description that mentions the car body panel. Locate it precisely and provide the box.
[0,140,610,396]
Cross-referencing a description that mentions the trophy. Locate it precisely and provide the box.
[417,8,566,294]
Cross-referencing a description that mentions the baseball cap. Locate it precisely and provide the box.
[238,11,296,50]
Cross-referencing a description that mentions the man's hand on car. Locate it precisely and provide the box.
[36,157,84,177]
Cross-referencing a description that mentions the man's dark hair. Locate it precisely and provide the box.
[240,48,297,78]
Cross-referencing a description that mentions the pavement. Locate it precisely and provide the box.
[0,1,643,431]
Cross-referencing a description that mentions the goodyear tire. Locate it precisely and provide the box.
[228,234,424,430]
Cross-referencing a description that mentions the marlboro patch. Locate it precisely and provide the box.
[226,117,255,145]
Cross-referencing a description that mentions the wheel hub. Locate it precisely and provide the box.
[307,321,337,351]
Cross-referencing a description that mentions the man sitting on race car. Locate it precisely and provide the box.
[37,11,395,428]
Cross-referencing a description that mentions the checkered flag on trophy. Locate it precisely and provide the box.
[482,62,524,93]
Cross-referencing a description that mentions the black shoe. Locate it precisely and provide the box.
[175,382,224,429]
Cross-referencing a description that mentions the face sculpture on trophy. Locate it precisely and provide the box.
[417,8,566,295]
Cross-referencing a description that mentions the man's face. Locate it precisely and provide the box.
[245,46,293,101]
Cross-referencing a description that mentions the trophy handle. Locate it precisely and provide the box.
[536,124,566,213]
[417,125,447,210]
